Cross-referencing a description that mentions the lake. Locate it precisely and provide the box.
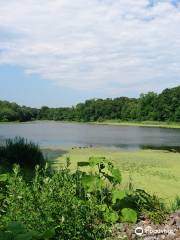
[0,121,180,150]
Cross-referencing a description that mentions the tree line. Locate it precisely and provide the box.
[0,85,180,122]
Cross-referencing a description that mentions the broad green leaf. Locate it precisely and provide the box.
[121,208,137,223]
[112,189,126,204]
[89,156,105,167]
[111,168,122,184]
[103,208,119,223]
[81,175,104,192]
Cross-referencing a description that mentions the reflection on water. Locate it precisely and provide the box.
[0,122,180,151]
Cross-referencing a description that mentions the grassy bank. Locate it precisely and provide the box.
[48,147,180,202]
[0,121,20,124]
[1,120,180,129]
[93,120,180,129]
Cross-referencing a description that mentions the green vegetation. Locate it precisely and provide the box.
[0,158,167,239]
[0,137,45,172]
[51,147,180,201]
[0,85,180,123]
[0,138,176,239]
[94,120,180,128]
[171,196,180,212]
[0,101,38,122]
[0,221,55,240]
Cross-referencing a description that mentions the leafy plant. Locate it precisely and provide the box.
[0,154,168,239]
[112,189,126,204]
[81,175,105,192]
[103,208,119,224]
[77,157,138,224]
[0,165,110,239]
[0,173,9,219]
[120,208,137,223]
[119,189,167,224]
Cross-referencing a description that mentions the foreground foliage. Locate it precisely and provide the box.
[0,155,168,239]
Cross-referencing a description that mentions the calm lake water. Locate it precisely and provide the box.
[0,122,180,150]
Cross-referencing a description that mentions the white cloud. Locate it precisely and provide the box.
[0,0,180,95]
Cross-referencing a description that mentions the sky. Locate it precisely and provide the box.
[0,0,180,107]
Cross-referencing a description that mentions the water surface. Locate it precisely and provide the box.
[0,122,180,150]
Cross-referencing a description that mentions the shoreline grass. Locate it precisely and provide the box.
[0,121,20,124]
[1,119,180,129]
[93,120,180,129]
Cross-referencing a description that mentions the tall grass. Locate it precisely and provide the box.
[0,137,45,171]
[171,196,180,212]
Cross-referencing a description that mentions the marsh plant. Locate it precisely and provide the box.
[0,137,45,171]
[171,196,180,212]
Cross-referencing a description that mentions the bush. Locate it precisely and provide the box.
[0,156,168,239]
[0,137,45,170]
[0,165,110,239]
[124,189,167,224]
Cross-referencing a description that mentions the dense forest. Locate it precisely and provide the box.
[0,85,180,122]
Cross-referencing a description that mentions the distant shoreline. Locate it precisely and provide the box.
[92,120,180,129]
[0,120,180,129]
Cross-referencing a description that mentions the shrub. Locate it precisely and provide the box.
[77,157,167,224]
[0,165,110,239]
[113,189,167,224]
[0,137,45,170]
[0,156,168,239]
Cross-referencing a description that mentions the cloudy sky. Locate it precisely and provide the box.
[0,0,180,107]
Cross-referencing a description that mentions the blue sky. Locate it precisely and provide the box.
[0,0,180,107]
[0,65,89,107]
